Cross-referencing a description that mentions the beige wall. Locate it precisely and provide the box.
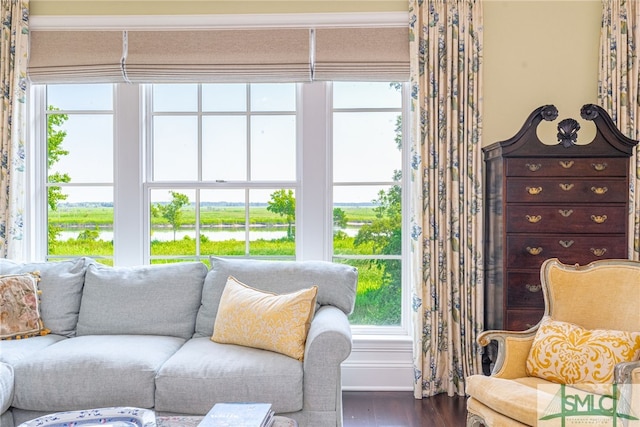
[483,0,601,145]
[31,0,603,146]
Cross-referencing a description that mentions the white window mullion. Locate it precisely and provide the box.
[27,85,48,261]
[113,83,144,266]
[297,81,332,261]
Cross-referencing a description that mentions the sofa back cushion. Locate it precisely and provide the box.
[194,257,357,338]
[77,262,208,339]
[0,257,90,337]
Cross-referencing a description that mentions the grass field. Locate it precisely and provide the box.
[49,205,400,326]
[49,205,378,227]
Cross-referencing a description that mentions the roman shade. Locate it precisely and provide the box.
[125,29,312,83]
[313,27,410,81]
[28,31,124,83]
[27,27,409,83]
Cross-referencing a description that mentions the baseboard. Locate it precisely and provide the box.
[341,335,414,391]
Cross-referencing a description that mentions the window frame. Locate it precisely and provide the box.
[28,81,411,336]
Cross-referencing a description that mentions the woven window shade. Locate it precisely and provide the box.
[124,29,312,83]
[27,27,409,84]
[28,31,125,83]
[313,27,409,82]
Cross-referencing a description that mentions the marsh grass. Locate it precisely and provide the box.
[48,205,398,325]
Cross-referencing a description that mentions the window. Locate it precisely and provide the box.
[332,82,404,327]
[147,83,297,261]
[41,84,115,262]
[31,81,408,330]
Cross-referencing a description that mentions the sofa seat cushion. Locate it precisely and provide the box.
[466,375,562,426]
[467,397,529,427]
[155,337,303,414]
[0,334,66,364]
[12,335,185,411]
[466,375,628,427]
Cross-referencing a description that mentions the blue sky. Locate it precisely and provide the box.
[47,82,402,204]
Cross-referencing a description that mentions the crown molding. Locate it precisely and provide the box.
[29,11,409,30]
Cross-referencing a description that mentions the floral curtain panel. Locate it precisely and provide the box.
[408,0,484,397]
[599,0,640,260]
[0,0,29,259]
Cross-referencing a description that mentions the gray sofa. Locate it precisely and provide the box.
[0,256,358,427]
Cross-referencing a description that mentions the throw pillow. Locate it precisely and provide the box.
[526,316,640,394]
[0,272,50,340]
[211,276,318,361]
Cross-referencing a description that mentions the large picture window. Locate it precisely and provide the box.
[32,81,408,330]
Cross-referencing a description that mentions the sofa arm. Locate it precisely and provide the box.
[0,362,14,414]
[478,328,537,379]
[302,305,352,412]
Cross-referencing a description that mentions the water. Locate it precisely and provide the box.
[58,227,360,242]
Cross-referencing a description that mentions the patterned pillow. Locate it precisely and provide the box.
[211,276,318,361]
[526,316,640,394]
[0,272,50,340]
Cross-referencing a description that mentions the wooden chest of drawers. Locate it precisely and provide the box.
[483,104,637,331]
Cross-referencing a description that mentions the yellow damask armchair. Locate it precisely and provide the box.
[466,258,640,426]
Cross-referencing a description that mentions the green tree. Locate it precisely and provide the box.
[333,207,348,229]
[47,108,71,244]
[333,207,348,239]
[267,189,295,240]
[77,227,100,242]
[152,191,190,241]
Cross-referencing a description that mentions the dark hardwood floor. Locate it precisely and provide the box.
[342,391,468,427]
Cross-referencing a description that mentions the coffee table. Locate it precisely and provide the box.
[19,408,298,427]
[156,415,298,427]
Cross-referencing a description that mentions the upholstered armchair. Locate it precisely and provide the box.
[466,258,640,426]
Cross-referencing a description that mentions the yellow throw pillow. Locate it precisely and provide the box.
[526,316,640,394]
[211,276,318,361]
[0,272,50,340]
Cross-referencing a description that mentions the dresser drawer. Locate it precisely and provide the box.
[505,157,628,177]
[505,309,544,331]
[506,178,628,203]
[506,235,628,269]
[505,205,627,233]
[506,271,544,308]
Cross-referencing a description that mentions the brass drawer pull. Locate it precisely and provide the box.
[592,162,607,171]
[526,284,542,293]
[558,209,574,217]
[559,240,574,248]
[590,215,608,224]
[526,163,542,172]
[526,215,542,223]
[591,248,607,257]
[526,247,543,255]
[526,186,543,195]
[591,186,608,195]
[559,183,574,191]
[559,160,574,169]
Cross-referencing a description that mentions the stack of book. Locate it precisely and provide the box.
[197,403,274,427]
